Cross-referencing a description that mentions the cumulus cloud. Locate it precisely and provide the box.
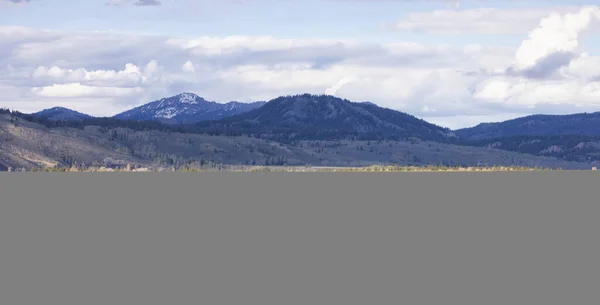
[448,6,600,117]
[561,52,600,79]
[514,7,600,74]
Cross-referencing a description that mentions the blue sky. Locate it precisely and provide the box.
[2,0,600,128]
[2,1,450,41]
[2,0,591,39]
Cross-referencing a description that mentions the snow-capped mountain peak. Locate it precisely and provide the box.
[178,92,199,104]
[114,93,266,124]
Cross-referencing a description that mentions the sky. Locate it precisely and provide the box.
[2,0,600,129]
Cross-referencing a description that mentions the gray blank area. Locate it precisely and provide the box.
[1,173,599,305]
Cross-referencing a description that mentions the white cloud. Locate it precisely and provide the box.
[182,61,196,73]
[144,60,160,76]
[514,6,600,72]
[166,36,358,56]
[395,7,579,35]
[31,83,144,98]
[325,77,357,96]
[474,76,600,108]
[424,113,533,130]
[561,52,600,79]
[32,63,146,86]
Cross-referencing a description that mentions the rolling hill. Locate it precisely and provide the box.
[33,107,93,121]
[455,112,600,141]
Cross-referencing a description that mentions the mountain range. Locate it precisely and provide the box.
[31,93,457,142]
[113,93,266,124]
[32,93,600,142]
[3,92,599,170]
[1,109,591,171]
[32,93,266,124]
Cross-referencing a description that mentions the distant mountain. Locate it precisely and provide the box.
[456,112,600,141]
[33,107,92,121]
[195,94,457,142]
[114,93,266,124]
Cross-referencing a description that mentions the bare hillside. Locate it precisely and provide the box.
[0,114,141,170]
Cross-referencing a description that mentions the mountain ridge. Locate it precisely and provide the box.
[21,93,457,143]
[194,94,456,142]
[114,92,266,124]
[22,93,600,146]
[456,111,600,141]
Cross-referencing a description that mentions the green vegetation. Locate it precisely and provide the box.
[193,94,454,143]
[462,135,600,162]
[455,112,600,141]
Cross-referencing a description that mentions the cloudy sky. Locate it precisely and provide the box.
[2,0,600,128]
